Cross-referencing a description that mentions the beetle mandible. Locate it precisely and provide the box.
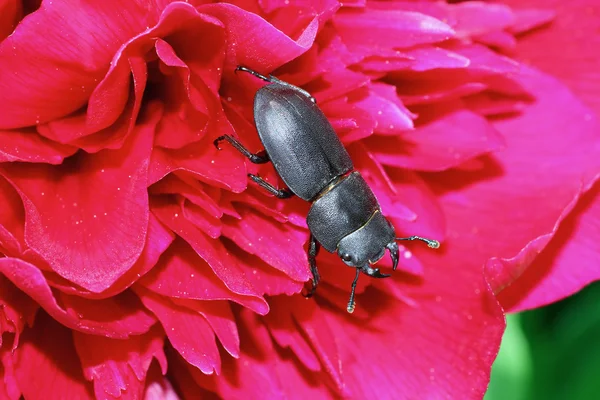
[215,66,440,313]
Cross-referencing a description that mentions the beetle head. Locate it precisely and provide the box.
[336,211,396,270]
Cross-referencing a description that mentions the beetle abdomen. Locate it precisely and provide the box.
[254,83,353,201]
[307,172,379,252]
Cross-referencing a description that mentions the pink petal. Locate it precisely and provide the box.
[350,83,414,134]
[232,246,305,297]
[0,258,155,338]
[202,2,318,70]
[333,8,454,56]
[0,275,37,349]
[73,325,166,399]
[182,199,222,239]
[360,47,470,74]
[173,299,240,359]
[137,289,221,375]
[0,0,163,129]
[0,0,21,41]
[14,312,94,399]
[0,343,20,399]
[192,309,332,399]
[429,66,600,308]
[221,206,311,282]
[448,2,515,38]
[0,129,76,164]
[384,168,446,243]
[321,96,376,143]
[149,141,247,192]
[498,182,600,312]
[136,237,268,315]
[474,31,517,52]
[368,108,505,171]
[0,175,25,256]
[151,198,269,305]
[501,0,600,116]
[143,363,181,400]
[45,213,175,300]
[150,174,223,219]
[263,300,321,372]
[0,110,156,292]
[508,8,555,34]
[290,297,347,396]
[326,269,504,398]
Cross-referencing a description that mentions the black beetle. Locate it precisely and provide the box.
[215,66,440,313]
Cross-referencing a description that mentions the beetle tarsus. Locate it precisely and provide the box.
[347,268,360,313]
[397,235,440,249]
[214,135,270,164]
[236,65,317,104]
[235,66,272,82]
[303,235,321,298]
[248,174,294,199]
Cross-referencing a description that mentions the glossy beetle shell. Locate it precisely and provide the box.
[307,172,380,252]
[254,83,354,201]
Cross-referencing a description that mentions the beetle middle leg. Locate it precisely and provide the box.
[248,174,294,199]
[214,135,270,164]
[303,234,321,298]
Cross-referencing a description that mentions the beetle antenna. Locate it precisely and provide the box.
[347,268,361,314]
[396,235,440,249]
[386,241,399,271]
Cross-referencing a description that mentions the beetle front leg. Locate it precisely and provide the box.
[303,234,321,298]
[248,174,294,199]
[214,135,270,164]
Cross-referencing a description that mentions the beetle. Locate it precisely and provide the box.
[215,66,440,313]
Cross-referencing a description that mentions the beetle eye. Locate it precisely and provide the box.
[341,253,352,262]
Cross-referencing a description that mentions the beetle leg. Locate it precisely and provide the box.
[346,268,360,313]
[214,135,270,164]
[248,174,294,199]
[303,234,321,298]
[396,235,440,249]
[236,65,317,104]
[235,66,271,82]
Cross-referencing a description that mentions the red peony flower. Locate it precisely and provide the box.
[0,0,598,399]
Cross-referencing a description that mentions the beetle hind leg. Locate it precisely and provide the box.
[303,235,321,298]
[235,66,271,82]
[236,65,317,104]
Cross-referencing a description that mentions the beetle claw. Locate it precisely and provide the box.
[362,265,391,278]
[386,241,399,271]
[213,136,225,150]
